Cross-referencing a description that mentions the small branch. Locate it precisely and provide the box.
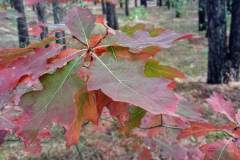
[72,36,88,47]
[140,124,182,130]
[75,144,84,160]
[92,24,109,49]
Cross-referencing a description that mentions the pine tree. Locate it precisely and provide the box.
[140,0,147,7]
[157,0,162,6]
[224,0,240,81]
[207,0,227,84]
[12,0,30,48]
[125,0,129,16]
[106,2,119,29]
[52,0,65,45]
[198,0,207,31]
[36,2,48,40]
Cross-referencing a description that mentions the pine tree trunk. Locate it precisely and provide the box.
[13,0,29,48]
[166,0,171,9]
[207,0,227,84]
[36,3,48,40]
[198,0,207,31]
[175,0,181,18]
[140,0,147,7]
[226,0,232,13]
[135,0,138,7]
[125,0,129,16]
[157,0,162,6]
[52,0,65,45]
[224,0,240,81]
[106,2,119,29]
[101,0,106,14]
[120,0,123,8]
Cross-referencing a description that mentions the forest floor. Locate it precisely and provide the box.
[0,2,240,160]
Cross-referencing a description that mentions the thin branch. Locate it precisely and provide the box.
[140,124,182,130]
[75,144,84,160]
[92,24,109,49]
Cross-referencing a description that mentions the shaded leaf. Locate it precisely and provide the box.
[107,101,129,126]
[122,107,146,134]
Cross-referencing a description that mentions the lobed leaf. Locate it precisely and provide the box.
[0,46,80,109]
[206,92,236,123]
[64,7,96,45]
[87,55,179,115]
[144,58,186,80]
[19,56,84,142]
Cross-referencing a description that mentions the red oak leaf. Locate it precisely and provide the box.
[207,92,236,123]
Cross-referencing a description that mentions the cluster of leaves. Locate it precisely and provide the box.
[178,92,240,160]
[1,5,240,159]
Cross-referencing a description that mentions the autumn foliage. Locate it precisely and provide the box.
[0,5,240,160]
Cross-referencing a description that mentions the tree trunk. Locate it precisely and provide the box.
[106,2,119,29]
[207,0,227,84]
[157,0,162,6]
[224,0,240,81]
[175,0,181,18]
[52,0,65,45]
[125,0,129,16]
[166,0,171,9]
[12,0,30,48]
[198,0,207,31]
[135,0,138,7]
[227,0,232,13]
[120,0,123,8]
[140,0,147,7]
[101,0,106,14]
[36,3,48,40]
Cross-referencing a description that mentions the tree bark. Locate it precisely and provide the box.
[101,0,106,14]
[207,0,227,84]
[12,0,30,48]
[106,2,119,29]
[226,0,232,13]
[52,0,65,45]
[224,0,240,81]
[175,0,181,18]
[198,0,207,31]
[120,0,123,8]
[140,0,147,7]
[166,0,171,9]
[36,3,48,40]
[135,0,138,7]
[157,0,162,6]
[125,0,129,16]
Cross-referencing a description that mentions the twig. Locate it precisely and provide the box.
[75,144,84,160]
[140,124,182,130]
